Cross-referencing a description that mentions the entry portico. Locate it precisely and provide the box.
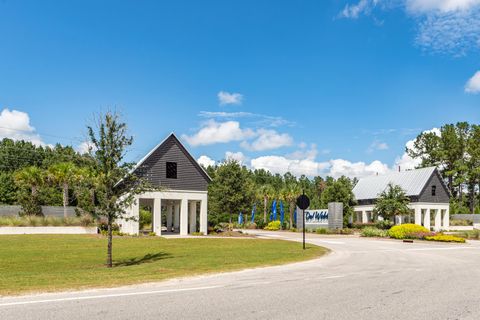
[118,133,211,235]
[352,167,450,231]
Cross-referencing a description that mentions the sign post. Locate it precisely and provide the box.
[296,191,310,250]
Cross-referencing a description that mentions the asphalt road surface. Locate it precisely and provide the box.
[1,231,479,320]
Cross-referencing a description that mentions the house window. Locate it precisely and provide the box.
[431,185,436,196]
[166,162,177,179]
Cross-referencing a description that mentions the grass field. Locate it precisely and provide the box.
[0,235,327,296]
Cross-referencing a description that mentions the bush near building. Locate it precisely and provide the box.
[425,234,466,243]
[388,224,429,239]
[264,221,282,231]
[361,227,388,237]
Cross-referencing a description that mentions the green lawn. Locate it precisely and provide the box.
[0,235,327,295]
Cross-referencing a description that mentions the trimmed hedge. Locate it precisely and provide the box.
[388,224,429,239]
[425,234,466,243]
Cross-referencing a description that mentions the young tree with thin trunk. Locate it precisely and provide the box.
[87,111,149,268]
[257,184,275,223]
[373,183,410,223]
[48,162,78,218]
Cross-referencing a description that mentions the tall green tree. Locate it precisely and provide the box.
[208,160,251,223]
[321,176,356,224]
[373,183,410,223]
[87,111,149,268]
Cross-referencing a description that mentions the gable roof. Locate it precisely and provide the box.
[352,166,437,201]
[133,133,212,182]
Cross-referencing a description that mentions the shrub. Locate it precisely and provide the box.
[453,229,480,240]
[139,208,152,230]
[245,222,257,229]
[406,231,436,240]
[148,231,157,236]
[450,219,473,226]
[375,220,394,230]
[290,227,297,232]
[388,224,429,239]
[264,221,281,231]
[316,228,328,234]
[361,227,388,237]
[191,231,204,236]
[255,220,266,229]
[351,222,376,229]
[425,234,466,243]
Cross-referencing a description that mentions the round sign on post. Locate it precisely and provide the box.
[296,192,310,250]
[296,194,310,210]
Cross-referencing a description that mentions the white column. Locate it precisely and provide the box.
[414,207,422,226]
[153,197,162,235]
[174,202,180,231]
[166,204,173,232]
[423,209,431,230]
[200,198,208,234]
[442,208,450,230]
[434,209,441,231]
[180,199,189,236]
[362,211,368,223]
[130,198,140,235]
[189,201,197,234]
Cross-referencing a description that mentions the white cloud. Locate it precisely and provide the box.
[197,155,216,168]
[327,159,390,178]
[367,140,389,153]
[251,155,330,177]
[394,127,441,170]
[240,129,293,151]
[76,141,96,154]
[225,151,247,164]
[0,108,44,146]
[341,0,480,55]
[182,120,255,146]
[465,70,480,93]
[406,0,480,13]
[217,91,243,106]
[340,0,380,18]
[199,111,295,128]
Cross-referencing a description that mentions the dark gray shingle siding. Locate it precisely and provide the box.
[417,171,450,204]
[135,136,209,191]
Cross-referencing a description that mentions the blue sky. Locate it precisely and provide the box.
[0,0,479,178]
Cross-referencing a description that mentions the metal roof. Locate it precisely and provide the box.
[352,166,436,201]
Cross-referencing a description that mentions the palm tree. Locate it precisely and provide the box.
[48,162,78,218]
[282,183,301,228]
[14,166,44,197]
[14,166,45,216]
[373,183,410,224]
[257,184,275,223]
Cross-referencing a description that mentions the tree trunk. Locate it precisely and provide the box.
[263,197,267,223]
[289,201,294,229]
[106,220,113,268]
[63,183,68,218]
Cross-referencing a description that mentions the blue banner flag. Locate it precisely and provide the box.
[251,204,256,223]
[272,199,277,221]
[293,208,297,226]
[280,201,285,225]
[238,212,243,225]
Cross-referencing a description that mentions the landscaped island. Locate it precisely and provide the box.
[0,235,326,295]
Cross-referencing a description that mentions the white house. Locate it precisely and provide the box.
[352,167,450,231]
[118,133,211,235]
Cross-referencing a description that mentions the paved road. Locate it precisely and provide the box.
[1,232,479,320]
